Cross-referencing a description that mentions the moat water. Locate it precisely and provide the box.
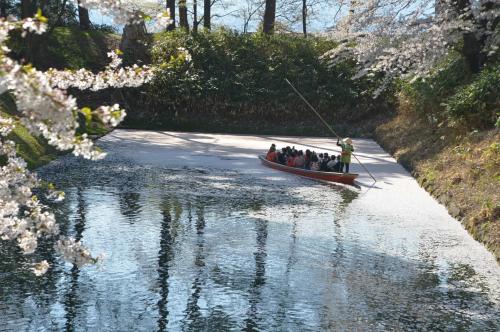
[1,131,499,331]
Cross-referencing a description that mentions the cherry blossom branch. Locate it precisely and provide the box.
[325,0,499,96]
[0,5,182,276]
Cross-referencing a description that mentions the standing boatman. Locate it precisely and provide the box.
[337,138,354,173]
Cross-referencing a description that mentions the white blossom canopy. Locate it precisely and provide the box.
[324,0,499,95]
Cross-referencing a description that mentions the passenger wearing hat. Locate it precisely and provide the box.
[336,138,354,173]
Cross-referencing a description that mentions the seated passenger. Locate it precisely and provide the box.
[320,153,330,171]
[327,156,336,171]
[294,150,305,168]
[328,155,342,172]
[278,148,287,164]
[310,153,320,171]
[276,151,282,163]
[305,150,312,170]
[335,155,343,172]
[266,144,277,162]
[287,151,297,167]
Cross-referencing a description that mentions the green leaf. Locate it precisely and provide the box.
[35,8,48,24]
[80,107,93,125]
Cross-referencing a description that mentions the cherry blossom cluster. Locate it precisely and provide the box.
[46,51,154,91]
[0,3,178,276]
[78,0,172,27]
[324,0,499,95]
[0,0,186,274]
[0,16,113,274]
[0,137,59,259]
[46,47,192,92]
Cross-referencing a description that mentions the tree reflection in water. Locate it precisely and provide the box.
[118,192,142,223]
[157,197,178,331]
[274,212,299,327]
[183,199,206,330]
[243,218,268,331]
[64,187,86,332]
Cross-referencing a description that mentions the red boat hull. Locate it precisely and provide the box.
[259,155,358,185]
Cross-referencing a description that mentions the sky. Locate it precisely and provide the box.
[89,0,344,33]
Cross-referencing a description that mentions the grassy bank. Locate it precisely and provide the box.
[0,94,58,169]
[376,112,499,260]
[375,57,499,261]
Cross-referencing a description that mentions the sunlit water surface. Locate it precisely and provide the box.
[1,152,499,331]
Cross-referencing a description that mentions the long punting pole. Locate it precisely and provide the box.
[285,78,377,183]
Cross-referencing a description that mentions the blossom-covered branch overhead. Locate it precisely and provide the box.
[0,4,182,276]
[324,0,499,95]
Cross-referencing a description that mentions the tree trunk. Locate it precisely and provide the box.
[21,0,33,18]
[435,0,446,16]
[302,0,307,36]
[477,0,499,67]
[179,0,189,31]
[346,0,357,32]
[77,0,91,30]
[55,0,69,26]
[263,0,276,34]
[0,0,7,17]
[462,33,481,73]
[453,0,481,73]
[120,21,151,66]
[193,0,198,32]
[203,0,211,30]
[166,0,176,31]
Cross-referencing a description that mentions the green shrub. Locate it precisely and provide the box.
[400,52,471,117]
[445,64,500,129]
[8,27,119,71]
[399,51,499,130]
[128,29,389,135]
[150,29,366,106]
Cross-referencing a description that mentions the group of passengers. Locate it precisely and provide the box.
[266,138,354,173]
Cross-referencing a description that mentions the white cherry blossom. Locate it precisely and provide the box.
[324,0,499,95]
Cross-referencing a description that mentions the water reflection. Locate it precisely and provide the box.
[157,198,175,332]
[0,156,498,331]
[64,188,86,332]
[243,218,268,332]
[118,192,142,223]
[183,200,206,331]
[274,214,298,328]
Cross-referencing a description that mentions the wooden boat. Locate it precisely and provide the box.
[259,155,358,185]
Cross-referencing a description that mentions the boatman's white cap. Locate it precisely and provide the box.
[344,138,353,144]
